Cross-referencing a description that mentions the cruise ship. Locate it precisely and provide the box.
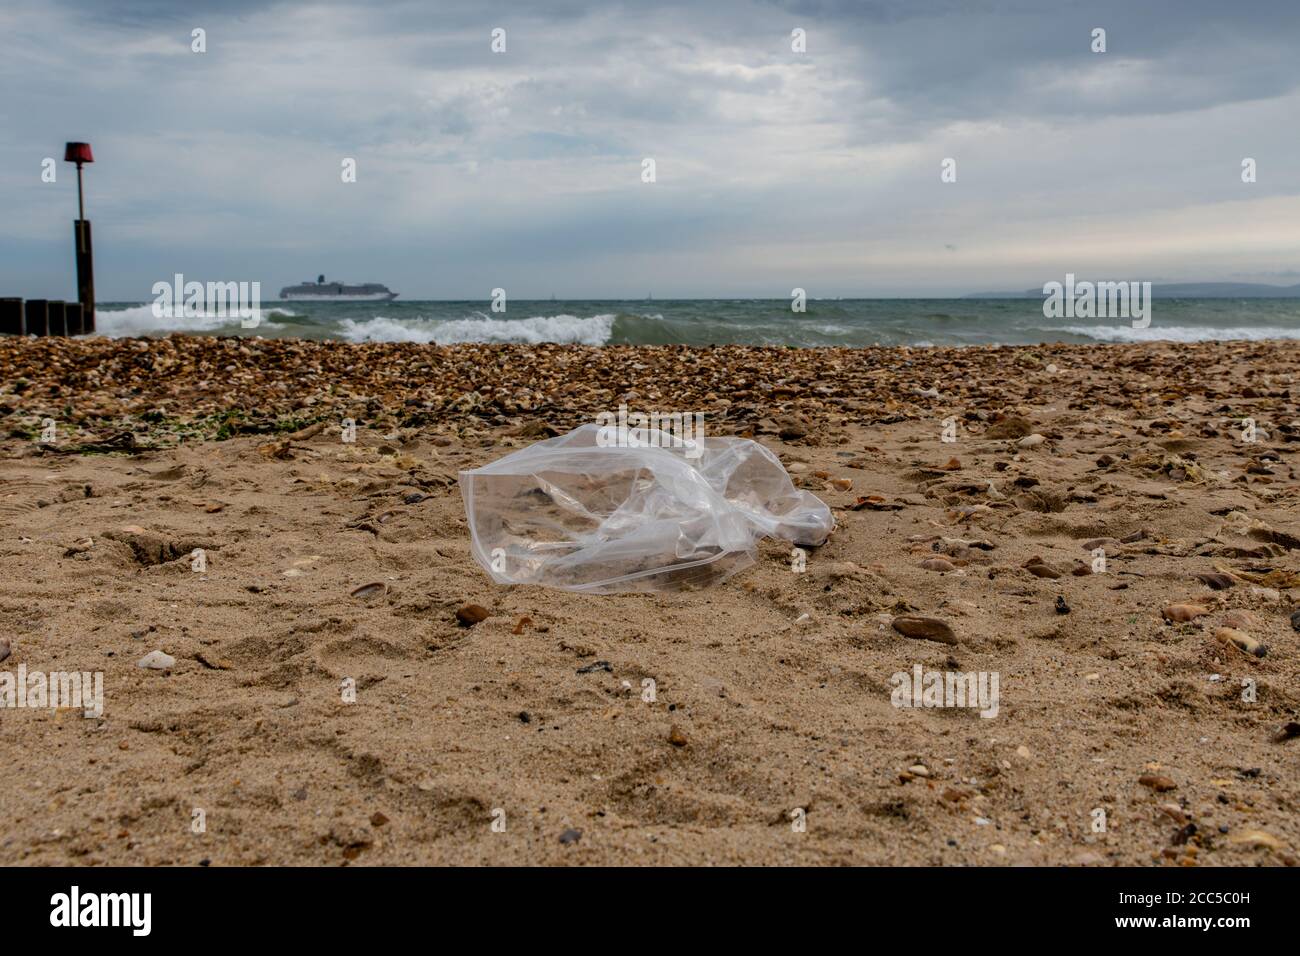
[279,275,398,301]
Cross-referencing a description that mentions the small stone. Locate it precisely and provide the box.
[985,416,1034,439]
[455,604,490,627]
[1227,829,1282,850]
[908,764,931,777]
[1291,609,1300,632]
[668,725,689,747]
[1162,604,1209,623]
[0,638,9,664]
[1055,595,1070,615]
[1081,537,1121,551]
[1139,774,1177,792]
[559,828,582,845]
[350,582,386,600]
[1215,627,1267,658]
[370,812,389,827]
[920,558,956,572]
[891,615,958,645]
[1023,557,1062,579]
[1017,433,1047,448]
[1271,721,1300,743]
[137,650,175,670]
[1195,572,1235,591]
[1015,745,1031,759]
[1158,804,1188,824]
[776,416,807,440]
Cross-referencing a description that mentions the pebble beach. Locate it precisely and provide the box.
[0,334,1297,865]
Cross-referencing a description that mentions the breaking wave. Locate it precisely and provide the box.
[95,304,295,337]
[338,313,615,345]
[1054,324,1300,343]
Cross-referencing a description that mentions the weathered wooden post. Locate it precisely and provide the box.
[47,300,67,337]
[25,299,49,336]
[0,298,22,335]
[65,302,84,336]
[65,142,95,332]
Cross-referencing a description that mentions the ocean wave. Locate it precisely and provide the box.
[94,304,293,337]
[1054,324,1300,343]
[338,313,615,345]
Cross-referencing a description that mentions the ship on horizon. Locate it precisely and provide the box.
[279,275,398,301]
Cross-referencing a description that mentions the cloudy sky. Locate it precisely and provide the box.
[2,0,1299,299]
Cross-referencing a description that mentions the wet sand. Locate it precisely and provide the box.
[0,335,1297,865]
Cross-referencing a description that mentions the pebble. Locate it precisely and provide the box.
[0,638,9,664]
[668,725,689,747]
[1017,433,1047,448]
[985,416,1035,439]
[908,764,931,777]
[349,582,386,600]
[891,615,958,645]
[455,604,490,627]
[1195,572,1236,590]
[1292,609,1300,632]
[137,650,175,670]
[1023,557,1062,579]
[1215,627,1267,658]
[776,417,807,440]
[1272,722,1300,743]
[1158,804,1188,824]
[1138,774,1177,792]
[559,828,582,845]
[1227,829,1282,850]
[1055,595,1070,615]
[1162,604,1209,623]
[920,558,956,572]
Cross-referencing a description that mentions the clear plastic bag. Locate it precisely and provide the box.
[459,424,834,593]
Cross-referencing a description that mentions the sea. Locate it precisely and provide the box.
[92,298,1300,348]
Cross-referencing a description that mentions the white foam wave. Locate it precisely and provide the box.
[95,304,293,337]
[338,313,615,346]
[1056,324,1300,343]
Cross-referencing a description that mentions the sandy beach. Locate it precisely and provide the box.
[0,334,1297,866]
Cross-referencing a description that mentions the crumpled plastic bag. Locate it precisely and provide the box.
[459,423,834,593]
